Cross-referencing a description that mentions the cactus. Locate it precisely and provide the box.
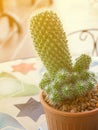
[30,11,96,105]
[30,11,72,75]
[73,54,91,72]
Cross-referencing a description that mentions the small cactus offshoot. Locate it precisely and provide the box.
[30,11,97,105]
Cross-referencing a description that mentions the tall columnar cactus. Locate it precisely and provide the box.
[30,11,72,74]
[30,11,96,105]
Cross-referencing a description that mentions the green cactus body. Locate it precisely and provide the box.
[30,11,72,74]
[74,54,91,72]
[30,11,96,105]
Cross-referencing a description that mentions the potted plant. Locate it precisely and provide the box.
[30,10,98,130]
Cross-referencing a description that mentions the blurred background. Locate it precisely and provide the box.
[0,0,98,62]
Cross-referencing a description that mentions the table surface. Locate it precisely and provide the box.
[0,58,45,130]
[0,57,98,130]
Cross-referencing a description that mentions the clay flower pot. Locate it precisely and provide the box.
[41,92,98,130]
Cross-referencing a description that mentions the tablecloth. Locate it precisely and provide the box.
[0,58,45,130]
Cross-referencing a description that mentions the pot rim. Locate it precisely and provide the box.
[40,92,98,117]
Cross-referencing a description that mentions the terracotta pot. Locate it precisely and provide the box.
[41,93,98,130]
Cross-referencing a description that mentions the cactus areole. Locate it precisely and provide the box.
[30,11,96,105]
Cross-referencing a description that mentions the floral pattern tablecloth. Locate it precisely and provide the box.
[0,58,45,130]
[0,58,44,99]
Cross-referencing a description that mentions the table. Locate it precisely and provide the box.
[0,57,98,130]
[0,58,45,130]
